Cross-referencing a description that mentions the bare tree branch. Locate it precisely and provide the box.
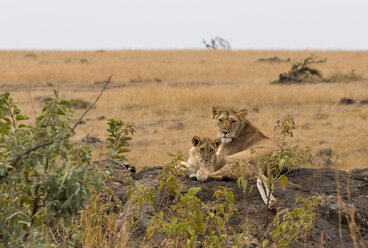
[202,36,231,50]
[10,141,54,168]
[72,75,112,131]
[0,141,53,182]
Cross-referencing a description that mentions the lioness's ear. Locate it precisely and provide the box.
[213,138,222,149]
[237,108,248,119]
[212,106,223,119]
[192,136,201,147]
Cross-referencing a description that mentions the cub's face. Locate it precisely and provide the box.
[192,136,221,165]
[212,106,248,143]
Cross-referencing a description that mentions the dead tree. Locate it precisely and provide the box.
[202,36,231,50]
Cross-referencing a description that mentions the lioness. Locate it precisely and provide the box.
[208,106,281,207]
[180,136,225,181]
[209,106,280,179]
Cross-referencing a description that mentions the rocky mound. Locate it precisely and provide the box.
[111,165,368,247]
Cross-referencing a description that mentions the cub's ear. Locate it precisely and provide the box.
[212,106,223,119]
[192,136,201,147]
[213,138,222,149]
[237,108,248,119]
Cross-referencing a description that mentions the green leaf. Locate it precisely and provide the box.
[261,239,270,247]
[187,187,201,196]
[279,158,285,170]
[60,100,71,106]
[226,192,235,204]
[16,114,29,121]
[278,175,288,191]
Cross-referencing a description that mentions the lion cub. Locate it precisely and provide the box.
[180,136,226,181]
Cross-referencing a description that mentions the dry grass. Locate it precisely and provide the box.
[1,50,368,170]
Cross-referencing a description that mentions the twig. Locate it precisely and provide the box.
[72,76,112,131]
[27,89,37,121]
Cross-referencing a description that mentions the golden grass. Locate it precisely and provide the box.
[1,50,368,170]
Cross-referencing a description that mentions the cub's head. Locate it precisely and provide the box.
[192,136,221,165]
[212,106,248,143]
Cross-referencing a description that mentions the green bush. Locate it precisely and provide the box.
[0,91,104,246]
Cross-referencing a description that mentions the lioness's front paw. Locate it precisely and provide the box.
[196,169,209,182]
[268,199,277,210]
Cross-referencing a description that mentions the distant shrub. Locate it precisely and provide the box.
[271,55,326,84]
[327,69,365,82]
[69,98,91,109]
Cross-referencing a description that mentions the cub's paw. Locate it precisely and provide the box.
[208,172,223,180]
[189,174,198,180]
[196,169,209,182]
[177,161,188,170]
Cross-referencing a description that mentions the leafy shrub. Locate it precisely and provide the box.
[262,196,319,247]
[0,91,105,246]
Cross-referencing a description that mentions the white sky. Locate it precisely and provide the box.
[1,0,368,50]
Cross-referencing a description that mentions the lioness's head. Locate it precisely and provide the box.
[192,136,221,165]
[212,106,248,143]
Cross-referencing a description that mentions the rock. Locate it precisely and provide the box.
[313,113,329,120]
[339,98,356,105]
[99,159,136,177]
[124,104,145,111]
[315,148,333,158]
[252,107,259,113]
[76,120,86,125]
[82,136,101,144]
[97,115,106,120]
[34,96,53,103]
[315,148,333,167]
[24,53,37,58]
[168,122,184,129]
[278,73,303,83]
[256,57,290,63]
[135,139,153,147]
[301,123,310,129]
[110,167,368,247]
[80,58,89,64]
[317,158,332,167]
[142,120,165,126]
[360,99,368,105]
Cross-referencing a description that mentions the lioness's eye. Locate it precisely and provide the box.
[210,149,214,153]
[231,120,236,124]
[218,119,223,123]
[200,148,204,152]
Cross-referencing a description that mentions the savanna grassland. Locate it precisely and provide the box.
[1,50,367,170]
